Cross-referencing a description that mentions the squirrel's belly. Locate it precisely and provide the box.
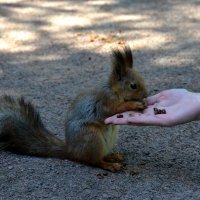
[102,125,119,156]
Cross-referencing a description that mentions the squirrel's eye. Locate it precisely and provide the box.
[130,83,137,90]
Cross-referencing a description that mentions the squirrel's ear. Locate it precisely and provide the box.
[112,49,126,80]
[111,45,133,80]
[123,45,133,69]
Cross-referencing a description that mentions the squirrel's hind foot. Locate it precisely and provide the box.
[104,152,125,163]
[98,160,125,172]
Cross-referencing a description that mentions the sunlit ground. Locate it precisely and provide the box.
[0,0,200,66]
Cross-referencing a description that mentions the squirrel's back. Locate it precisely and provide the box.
[64,87,114,141]
[0,95,67,158]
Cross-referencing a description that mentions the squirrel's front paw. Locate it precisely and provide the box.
[141,100,147,108]
[133,101,147,111]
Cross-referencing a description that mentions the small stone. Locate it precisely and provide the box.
[96,173,104,179]
[144,151,150,156]
[96,172,109,179]
[8,166,13,170]
[129,169,141,175]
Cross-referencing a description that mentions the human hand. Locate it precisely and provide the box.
[105,89,200,127]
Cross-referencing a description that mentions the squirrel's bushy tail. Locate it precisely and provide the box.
[0,95,67,159]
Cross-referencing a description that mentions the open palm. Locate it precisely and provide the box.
[105,89,200,127]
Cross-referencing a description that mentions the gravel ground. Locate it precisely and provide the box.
[1,0,200,199]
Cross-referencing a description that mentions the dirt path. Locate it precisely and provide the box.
[1,0,200,199]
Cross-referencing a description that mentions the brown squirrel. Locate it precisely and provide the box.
[0,45,147,171]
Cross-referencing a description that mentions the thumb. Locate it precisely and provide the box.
[146,93,161,105]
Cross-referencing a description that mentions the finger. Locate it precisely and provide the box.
[105,116,129,125]
[146,93,162,105]
[105,111,139,124]
[105,111,141,125]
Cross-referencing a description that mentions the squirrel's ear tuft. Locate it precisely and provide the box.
[111,45,133,80]
[123,45,133,69]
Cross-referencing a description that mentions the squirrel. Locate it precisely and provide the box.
[0,45,148,172]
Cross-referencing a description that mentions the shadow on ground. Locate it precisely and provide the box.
[1,0,200,199]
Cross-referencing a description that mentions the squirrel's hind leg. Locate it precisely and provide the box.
[67,128,124,172]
